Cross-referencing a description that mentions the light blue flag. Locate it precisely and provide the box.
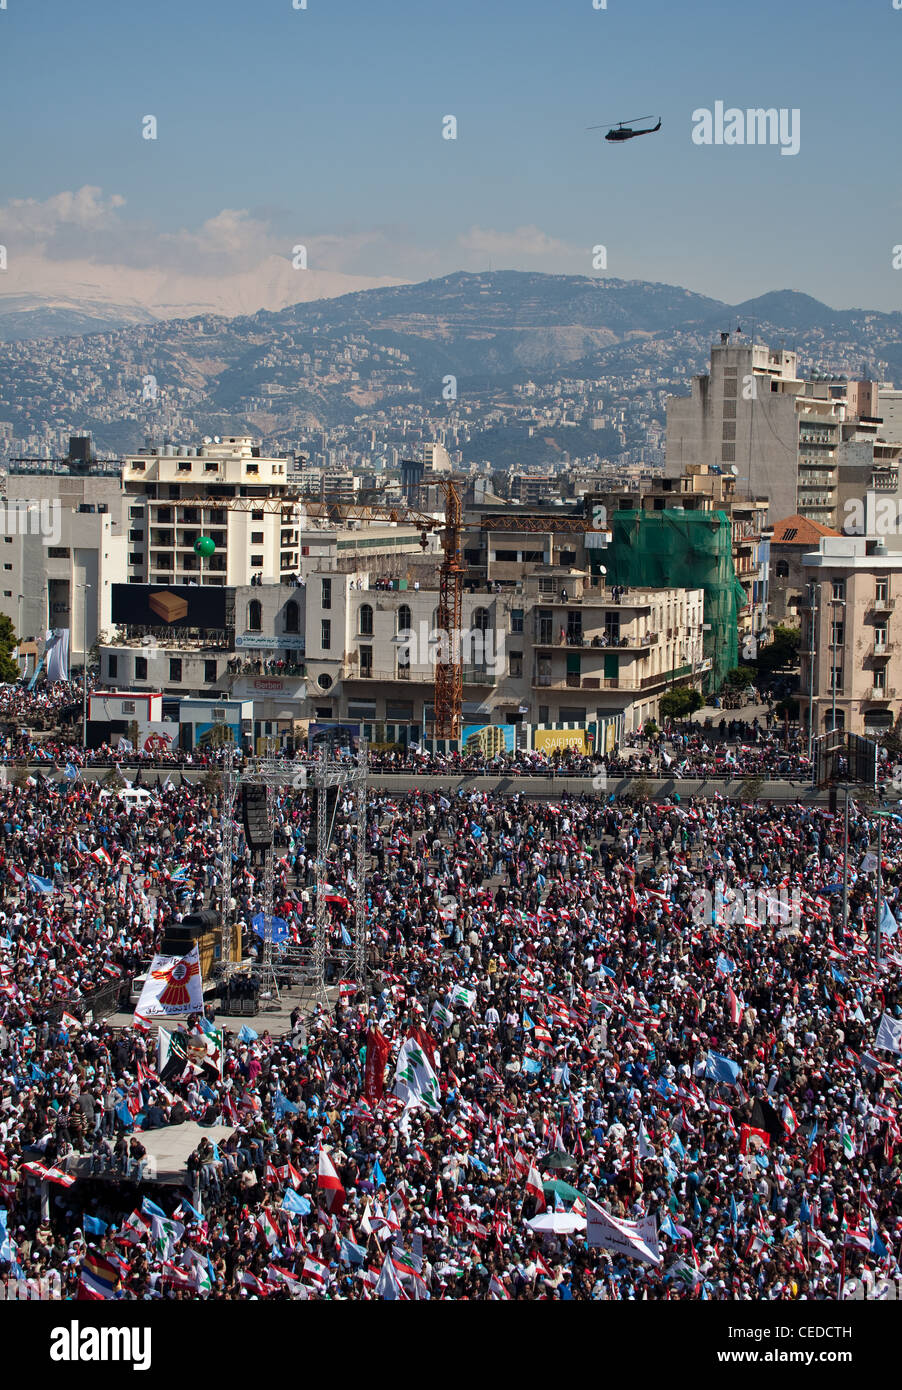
[704,1051,740,1086]
[281,1190,312,1216]
[870,1214,888,1258]
[715,954,736,976]
[373,1157,387,1188]
[273,1090,299,1119]
[522,1057,542,1075]
[237,1025,258,1044]
[0,1209,11,1262]
[522,1010,535,1030]
[83,1214,108,1236]
[340,1236,366,1267]
[880,902,899,939]
[141,1197,168,1219]
[27,874,54,894]
[64,763,79,781]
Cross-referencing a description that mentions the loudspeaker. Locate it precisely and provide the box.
[161,923,197,954]
[310,785,340,854]
[242,784,271,851]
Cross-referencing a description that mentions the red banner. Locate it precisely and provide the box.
[364,1026,390,1105]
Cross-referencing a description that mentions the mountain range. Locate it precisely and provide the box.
[1,272,899,456]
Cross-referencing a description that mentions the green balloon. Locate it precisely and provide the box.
[194,535,216,558]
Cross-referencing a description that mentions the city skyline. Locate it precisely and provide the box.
[1,0,901,323]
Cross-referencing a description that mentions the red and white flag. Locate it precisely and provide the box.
[525,1162,546,1212]
[21,1161,75,1188]
[317,1148,346,1214]
[302,1255,330,1289]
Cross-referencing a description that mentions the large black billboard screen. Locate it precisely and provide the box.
[111,584,229,631]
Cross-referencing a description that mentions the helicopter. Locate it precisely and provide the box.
[587,115,662,143]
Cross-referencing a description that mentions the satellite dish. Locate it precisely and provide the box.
[213,435,221,444]
[730,465,739,476]
[203,436,212,445]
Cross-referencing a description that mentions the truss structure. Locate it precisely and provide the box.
[220,739,369,1004]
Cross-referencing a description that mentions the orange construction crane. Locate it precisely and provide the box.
[303,479,466,739]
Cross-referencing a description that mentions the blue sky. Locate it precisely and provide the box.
[2,0,901,310]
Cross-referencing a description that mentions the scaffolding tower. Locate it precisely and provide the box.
[220,739,369,1004]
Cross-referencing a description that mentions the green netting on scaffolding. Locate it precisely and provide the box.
[603,509,746,692]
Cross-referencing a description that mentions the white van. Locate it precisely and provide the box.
[98,787,155,810]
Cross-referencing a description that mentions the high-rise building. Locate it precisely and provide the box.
[666,336,902,530]
[121,436,302,586]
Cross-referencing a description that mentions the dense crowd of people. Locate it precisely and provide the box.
[0,767,901,1300]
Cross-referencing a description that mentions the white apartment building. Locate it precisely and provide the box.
[121,436,302,587]
[0,502,128,665]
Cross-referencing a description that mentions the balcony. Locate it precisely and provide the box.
[872,641,893,658]
[534,631,657,650]
[869,686,894,701]
[871,597,896,615]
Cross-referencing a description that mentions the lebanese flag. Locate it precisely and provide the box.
[302,1255,330,1289]
[21,1161,75,1188]
[256,1209,280,1247]
[92,848,112,866]
[525,1162,546,1211]
[317,1148,346,1214]
[844,1227,871,1253]
[267,1264,305,1297]
[8,864,24,884]
[738,1126,770,1155]
[279,1161,304,1190]
[781,1103,798,1135]
[238,1270,270,1296]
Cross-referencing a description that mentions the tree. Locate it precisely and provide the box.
[724,665,757,688]
[756,625,800,675]
[659,688,704,721]
[735,774,764,804]
[0,615,20,683]
[660,689,690,721]
[631,775,652,804]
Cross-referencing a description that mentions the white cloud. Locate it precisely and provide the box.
[0,187,408,319]
[457,224,576,259]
